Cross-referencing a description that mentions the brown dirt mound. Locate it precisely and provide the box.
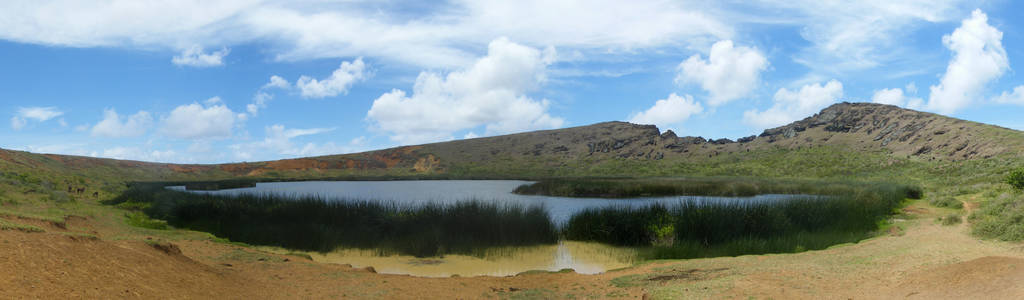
[0,230,261,299]
[898,256,1024,299]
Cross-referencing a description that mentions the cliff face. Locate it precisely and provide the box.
[753,103,1021,160]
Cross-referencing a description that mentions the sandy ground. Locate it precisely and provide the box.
[3,200,1024,299]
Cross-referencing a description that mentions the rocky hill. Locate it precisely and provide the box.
[2,102,1022,182]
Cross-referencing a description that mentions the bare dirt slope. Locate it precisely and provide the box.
[4,200,1024,299]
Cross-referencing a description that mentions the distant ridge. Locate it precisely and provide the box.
[2,102,1022,181]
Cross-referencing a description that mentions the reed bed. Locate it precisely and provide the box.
[514,177,922,199]
[109,185,557,257]
[561,183,914,259]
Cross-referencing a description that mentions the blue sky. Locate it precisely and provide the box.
[2,1,1024,163]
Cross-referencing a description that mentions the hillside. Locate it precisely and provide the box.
[3,102,1023,186]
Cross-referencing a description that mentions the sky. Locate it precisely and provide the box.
[2,0,1024,164]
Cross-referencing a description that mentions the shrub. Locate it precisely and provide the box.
[1007,169,1024,190]
[125,211,169,230]
[940,214,962,226]
[929,196,963,209]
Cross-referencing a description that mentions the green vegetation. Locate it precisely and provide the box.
[939,214,962,226]
[107,184,557,257]
[562,182,914,259]
[0,219,45,233]
[1007,169,1024,190]
[514,177,922,199]
[125,211,169,230]
[929,196,963,209]
[970,191,1024,240]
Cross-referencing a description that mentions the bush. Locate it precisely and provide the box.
[940,214,962,226]
[929,196,963,209]
[1007,169,1024,190]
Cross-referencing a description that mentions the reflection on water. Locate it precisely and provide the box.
[291,241,637,277]
[185,180,789,225]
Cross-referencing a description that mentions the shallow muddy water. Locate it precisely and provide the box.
[275,241,638,277]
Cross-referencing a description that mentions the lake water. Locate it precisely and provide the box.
[176,180,794,277]
[180,180,791,225]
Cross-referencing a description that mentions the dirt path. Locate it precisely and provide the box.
[3,200,1024,299]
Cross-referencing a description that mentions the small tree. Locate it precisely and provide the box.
[1007,169,1024,190]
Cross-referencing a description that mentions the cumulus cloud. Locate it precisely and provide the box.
[90,109,152,138]
[160,97,239,139]
[296,58,368,98]
[264,75,290,89]
[628,93,704,131]
[925,9,1007,115]
[171,45,229,67]
[676,40,767,106]
[10,106,63,130]
[871,87,923,109]
[366,37,564,145]
[246,75,292,117]
[744,80,843,128]
[994,86,1024,105]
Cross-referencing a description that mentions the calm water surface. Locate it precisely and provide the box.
[185,180,791,225]
[180,180,794,277]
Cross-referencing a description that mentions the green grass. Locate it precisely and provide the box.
[514,177,922,198]
[125,211,169,230]
[0,219,45,233]
[970,190,1024,240]
[929,196,963,209]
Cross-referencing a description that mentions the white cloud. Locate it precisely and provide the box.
[0,1,731,68]
[10,106,62,130]
[171,45,229,67]
[21,143,91,156]
[925,9,1007,115]
[90,109,152,138]
[296,58,368,99]
[160,97,239,139]
[744,80,843,128]
[10,116,25,130]
[230,124,360,159]
[99,147,177,163]
[17,106,63,121]
[366,37,564,145]
[247,92,272,116]
[750,1,969,72]
[676,40,767,106]
[264,75,290,89]
[628,93,704,131]
[871,87,923,108]
[246,75,292,117]
[994,86,1024,105]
